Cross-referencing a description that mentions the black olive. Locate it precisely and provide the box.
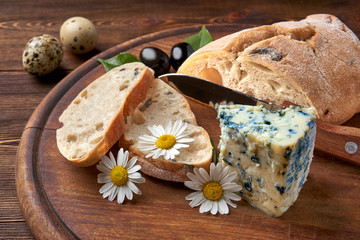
[170,42,194,71]
[139,47,170,77]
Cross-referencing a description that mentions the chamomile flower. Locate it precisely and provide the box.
[97,148,145,204]
[138,120,194,160]
[184,162,242,215]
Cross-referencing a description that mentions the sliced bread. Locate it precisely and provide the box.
[56,62,154,167]
[119,78,213,182]
[178,14,360,124]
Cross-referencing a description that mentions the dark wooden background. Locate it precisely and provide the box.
[1,0,360,239]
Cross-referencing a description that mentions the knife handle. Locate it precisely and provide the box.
[315,119,360,166]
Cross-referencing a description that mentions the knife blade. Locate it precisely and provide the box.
[159,73,281,111]
[159,73,360,166]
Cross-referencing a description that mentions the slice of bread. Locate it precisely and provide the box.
[56,62,154,167]
[119,78,213,182]
[178,14,360,124]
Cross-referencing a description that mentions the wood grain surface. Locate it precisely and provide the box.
[2,0,360,239]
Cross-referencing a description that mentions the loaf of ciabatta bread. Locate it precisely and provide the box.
[56,62,154,167]
[178,14,360,124]
[119,78,213,182]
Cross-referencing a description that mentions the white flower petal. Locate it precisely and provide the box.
[224,191,242,202]
[122,151,129,166]
[100,155,112,166]
[108,186,119,201]
[170,120,182,136]
[139,135,157,142]
[156,124,166,136]
[127,181,141,195]
[200,200,212,213]
[173,143,189,149]
[125,186,133,200]
[109,151,117,166]
[186,172,202,185]
[223,196,238,208]
[222,182,242,192]
[116,149,126,167]
[176,127,192,135]
[100,154,110,163]
[139,146,157,152]
[127,164,141,174]
[117,187,126,204]
[174,121,187,137]
[199,168,210,182]
[218,165,231,181]
[126,157,138,169]
[168,148,179,159]
[156,149,165,159]
[128,171,142,179]
[189,193,206,208]
[145,152,155,158]
[97,172,109,178]
[184,181,202,191]
[96,164,111,174]
[220,171,237,185]
[149,125,166,138]
[176,137,194,143]
[97,176,111,184]
[99,182,113,194]
[164,150,171,160]
[209,163,216,181]
[214,163,223,181]
[210,201,218,215]
[147,125,159,137]
[102,155,115,169]
[153,148,163,159]
[185,191,200,200]
[103,184,116,199]
[193,168,207,184]
[130,176,146,184]
[218,198,229,214]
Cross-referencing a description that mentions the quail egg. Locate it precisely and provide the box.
[22,34,63,76]
[60,16,98,54]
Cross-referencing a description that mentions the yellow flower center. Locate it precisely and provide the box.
[110,166,128,186]
[203,181,223,201]
[156,134,176,149]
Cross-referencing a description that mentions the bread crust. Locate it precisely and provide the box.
[129,146,211,182]
[57,63,154,167]
[178,14,360,124]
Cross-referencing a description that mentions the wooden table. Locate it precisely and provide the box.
[1,0,360,239]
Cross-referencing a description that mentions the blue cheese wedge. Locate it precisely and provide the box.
[216,104,316,217]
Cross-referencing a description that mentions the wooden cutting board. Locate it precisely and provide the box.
[16,24,360,240]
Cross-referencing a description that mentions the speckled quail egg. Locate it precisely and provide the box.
[60,16,98,54]
[22,34,63,76]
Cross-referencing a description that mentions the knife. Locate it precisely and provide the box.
[159,73,360,166]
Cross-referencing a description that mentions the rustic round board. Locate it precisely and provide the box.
[16,24,360,240]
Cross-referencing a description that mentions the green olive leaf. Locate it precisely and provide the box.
[97,52,140,72]
[184,25,214,51]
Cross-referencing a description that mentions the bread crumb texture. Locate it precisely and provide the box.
[56,62,154,166]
